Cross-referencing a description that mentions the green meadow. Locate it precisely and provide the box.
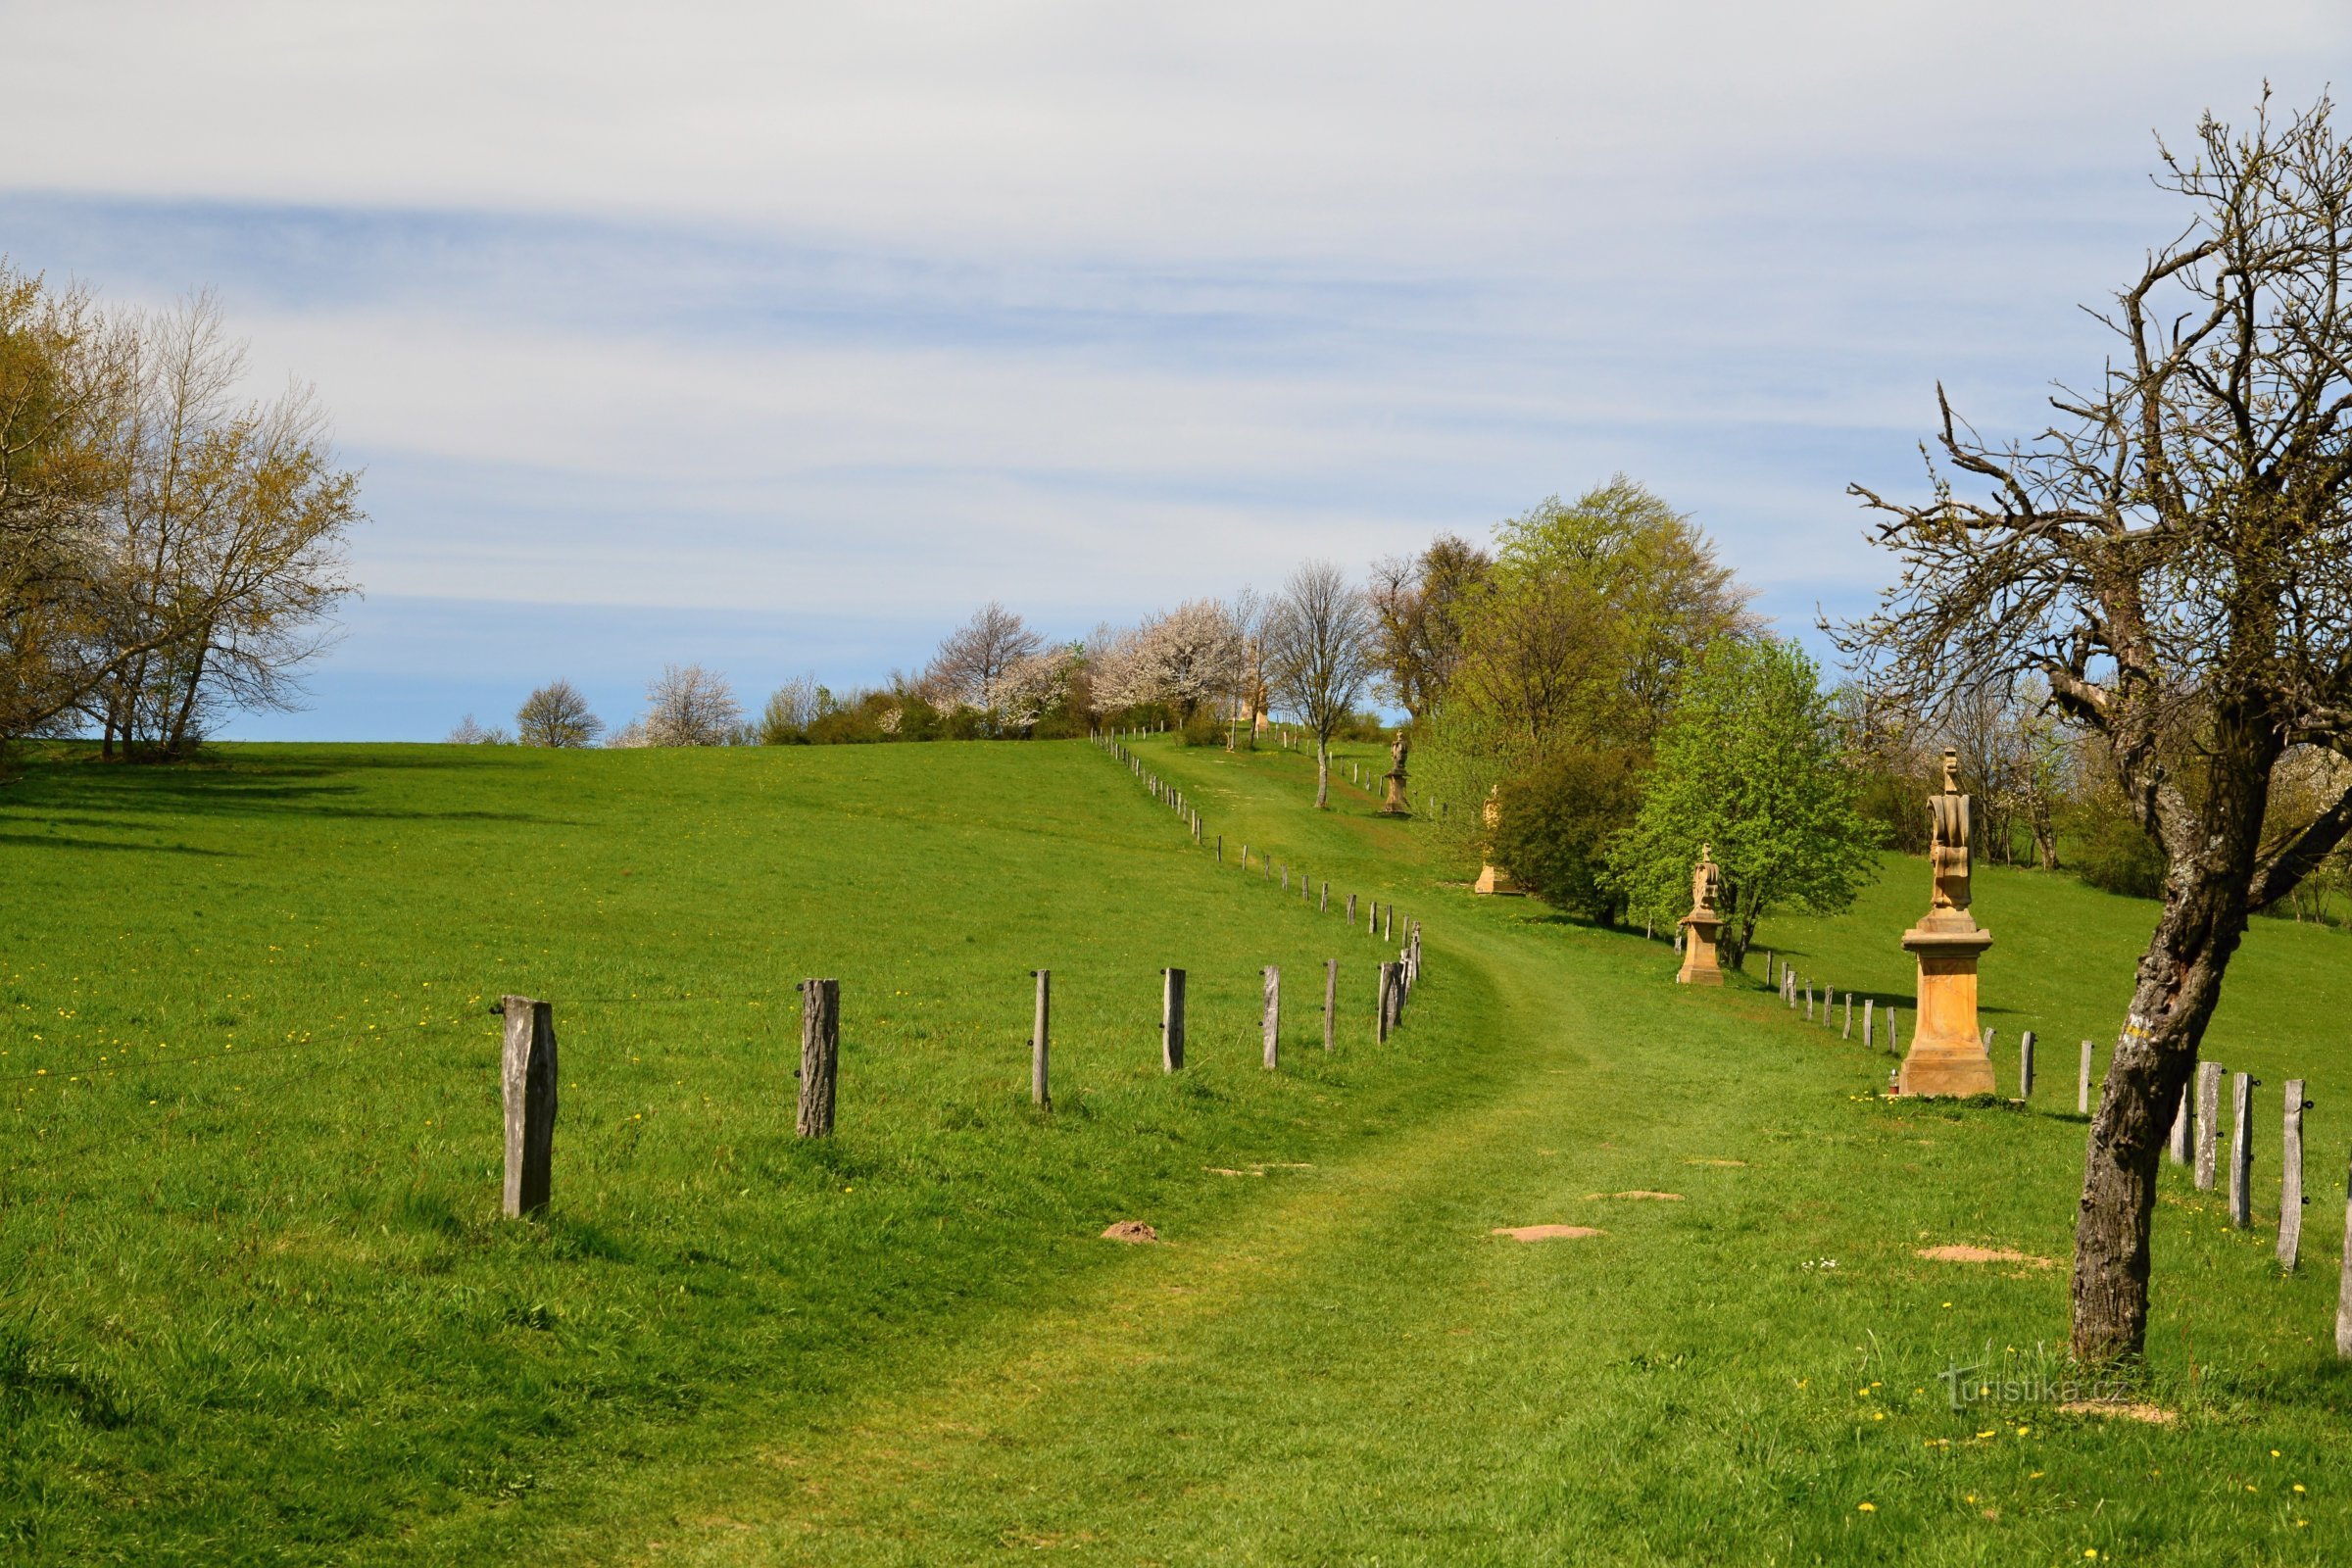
[4,736,2350,1564]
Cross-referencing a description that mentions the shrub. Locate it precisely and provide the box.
[1493,747,1644,923]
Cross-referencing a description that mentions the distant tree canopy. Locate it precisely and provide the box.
[1369,534,1490,725]
[515,679,603,748]
[1,268,360,764]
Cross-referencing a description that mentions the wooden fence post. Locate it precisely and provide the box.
[2337,1140,2352,1355]
[501,995,558,1218]
[2170,1078,2191,1164]
[1320,881,1329,912]
[1843,993,1852,1039]
[2229,1071,2255,1228]
[1803,984,1813,1022]
[1348,893,1357,924]
[1263,966,1281,1070]
[1162,968,1186,1072]
[1216,835,1223,862]
[2019,1031,2035,1101]
[1032,969,1051,1108]
[2280,1079,2307,1270]
[2195,1060,2224,1191]
[1323,959,1338,1053]
[1385,906,1394,941]
[1376,963,1396,1043]
[1862,998,1875,1052]
[797,978,840,1138]
[2079,1041,2094,1115]
[1368,900,1378,935]
[1887,1006,1900,1057]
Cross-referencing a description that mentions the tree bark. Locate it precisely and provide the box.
[1314,738,1331,808]
[2072,744,2269,1361]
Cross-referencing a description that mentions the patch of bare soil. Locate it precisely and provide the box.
[1586,1190,1685,1200]
[1101,1221,1160,1243]
[1492,1224,1603,1242]
[2058,1400,2178,1425]
[1915,1244,2056,1268]
[1686,1157,1748,1167]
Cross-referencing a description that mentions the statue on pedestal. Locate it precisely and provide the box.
[1472,784,1522,895]
[1380,730,1412,815]
[1896,749,1995,1096]
[1676,844,1726,986]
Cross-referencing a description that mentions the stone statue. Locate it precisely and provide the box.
[1676,842,1725,985]
[1690,841,1723,916]
[1895,746,1994,1096]
[1929,748,1972,912]
[1380,729,1412,815]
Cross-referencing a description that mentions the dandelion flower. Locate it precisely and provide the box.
[1857,1502,1876,1513]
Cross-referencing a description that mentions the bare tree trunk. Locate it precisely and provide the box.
[1314,737,1331,808]
[2073,760,2267,1361]
[164,640,209,757]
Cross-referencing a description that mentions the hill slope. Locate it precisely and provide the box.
[4,737,2350,1563]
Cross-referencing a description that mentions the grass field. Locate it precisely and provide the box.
[5,735,2351,1564]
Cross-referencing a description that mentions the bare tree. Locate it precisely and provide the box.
[925,602,1042,718]
[1264,561,1375,808]
[1838,94,2352,1362]
[515,679,603,747]
[641,663,742,746]
[1368,533,1491,724]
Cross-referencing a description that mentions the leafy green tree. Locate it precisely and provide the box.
[1493,745,1643,923]
[1613,638,1877,966]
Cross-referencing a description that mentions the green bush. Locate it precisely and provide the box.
[2069,791,2167,900]
[1493,747,1645,923]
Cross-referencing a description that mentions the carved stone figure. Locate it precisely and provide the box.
[1472,784,1521,895]
[1380,729,1412,815]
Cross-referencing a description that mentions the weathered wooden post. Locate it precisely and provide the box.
[2195,1059,2224,1191]
[1216,835,1223,862]
[1842,993,1852,1039]
[1323,959,1338,1053]
[1376,962,1396,1043]
[1887,1006,1900,1058]
[1031,969,1051,1108]
[501,995,558,1217]
[797,978,840,1138]
[1385,906,1394,941]
[1161,968,1186,1071]
[1347,893,1357,924]
[1368,900,1378,935]
[2019,1031,2035,1101]
[1862,998,1875,1052]
[1282,865,1290,892]
[2337,1143,2352,1355]
[1320,881,1329,912]
[2078,1041,2094,1115]
[2280,1079,2307,1270]
[1262,966,1281,1070]
[1803,984,1814,1022]
[2170,1080,2191,1165]
[2229,1071,2255,1228]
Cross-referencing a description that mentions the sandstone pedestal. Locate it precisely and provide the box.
[1896,912,1994,1097]
[1676,911,1723,985]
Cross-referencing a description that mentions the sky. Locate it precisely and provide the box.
[3,1,2346,739]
